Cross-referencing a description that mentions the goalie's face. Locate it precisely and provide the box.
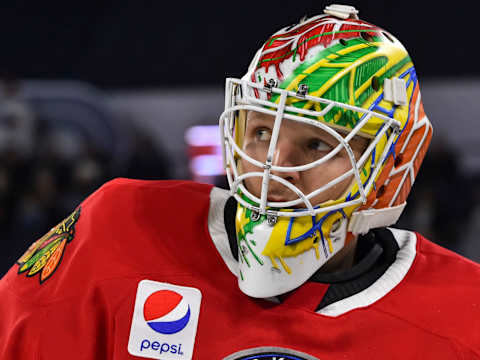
[241,110,368,207]
[218,8,432,298]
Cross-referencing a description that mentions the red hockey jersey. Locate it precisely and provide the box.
[0,178,479,359]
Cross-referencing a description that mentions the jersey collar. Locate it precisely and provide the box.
[207,187,418,316]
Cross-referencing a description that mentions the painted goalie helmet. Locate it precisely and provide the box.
[219,4,432,298]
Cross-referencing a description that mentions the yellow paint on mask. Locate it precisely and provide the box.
[236,207,251,237]
[261,208,348,274]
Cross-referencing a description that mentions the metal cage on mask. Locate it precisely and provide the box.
[219,78,402,220]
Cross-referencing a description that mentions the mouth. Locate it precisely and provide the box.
[265,187,303,205]
[266,193,314,210]
[266,198,309,211]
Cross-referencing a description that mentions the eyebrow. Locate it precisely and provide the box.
[246,113,274,124]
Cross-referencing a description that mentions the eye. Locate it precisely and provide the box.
[307,139,331,152]
[255,128,272,142]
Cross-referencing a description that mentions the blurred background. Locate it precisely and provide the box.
[1,1,479,277]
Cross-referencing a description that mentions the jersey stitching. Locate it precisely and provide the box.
[371,306,479,357]
[418,248,480,266]
[416,233,480,266]
[2,272,196,307]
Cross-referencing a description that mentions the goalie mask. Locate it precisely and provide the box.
[218,4,432,298]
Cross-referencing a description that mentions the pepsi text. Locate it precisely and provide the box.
[140,339,184,356]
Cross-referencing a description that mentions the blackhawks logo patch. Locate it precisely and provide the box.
[17,207,81,283]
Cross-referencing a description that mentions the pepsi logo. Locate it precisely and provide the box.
[143,290,191,335]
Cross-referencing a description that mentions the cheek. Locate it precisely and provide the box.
[303,157,353,202]
[239,159,262,196]
[240,157,260,173]
[243,141,268,163]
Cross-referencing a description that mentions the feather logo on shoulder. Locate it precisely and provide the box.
[17,207,81,283]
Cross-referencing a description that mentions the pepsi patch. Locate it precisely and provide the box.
[128,280,202,360]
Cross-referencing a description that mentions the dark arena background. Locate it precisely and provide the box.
[1,1,479,277]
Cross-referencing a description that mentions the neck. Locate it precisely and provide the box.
[319,235,358,273]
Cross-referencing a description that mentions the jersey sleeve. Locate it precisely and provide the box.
[0,178,214,359]
[0,202,106,359]
[0,179,117,359]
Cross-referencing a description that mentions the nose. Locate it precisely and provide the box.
[270,138,301,183]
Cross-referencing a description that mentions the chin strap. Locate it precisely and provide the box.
[348,202,407,235]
